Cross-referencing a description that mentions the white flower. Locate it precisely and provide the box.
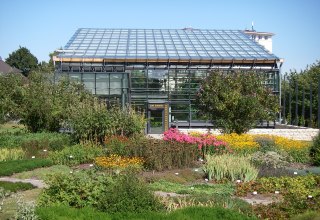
[31,156,35,159]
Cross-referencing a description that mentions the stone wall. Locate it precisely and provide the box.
[179,128,319,141]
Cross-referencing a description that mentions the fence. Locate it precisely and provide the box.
[281,75,320,128]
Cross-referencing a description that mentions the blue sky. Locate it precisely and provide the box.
[0,0,319,74]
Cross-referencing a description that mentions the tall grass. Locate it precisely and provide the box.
[0,148,25,161]
[203,154,258,182]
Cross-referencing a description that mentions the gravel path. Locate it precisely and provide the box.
[0,177,47,188]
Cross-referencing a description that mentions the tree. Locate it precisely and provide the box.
[5,46,38,77]
[195,71,279,134]
[0,74,25,123]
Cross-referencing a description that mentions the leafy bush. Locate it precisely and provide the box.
[0,148,25,161]
[18,72,93,132]
[68,98,145,143]
[39,171,163,214]
[195,71,279,134]
[15,195,39,220]
[310,132,320,165]
[127,137,198,171]
[0,181,35,192]
[0,159,53,176]
[97,172,164,213]
[203,154,258,182]
[48,144,104,166]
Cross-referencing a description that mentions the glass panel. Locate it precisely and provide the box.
[69,73,81,82]
[96,73,109,95]
[82,73,95,94]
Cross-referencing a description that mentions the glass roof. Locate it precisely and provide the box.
[58,28,278,60]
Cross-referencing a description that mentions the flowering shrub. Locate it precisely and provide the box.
[95,155,144,172]
[164,128,231,156]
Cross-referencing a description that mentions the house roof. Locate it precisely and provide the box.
[0,59,22,74]
[55,28,280,64]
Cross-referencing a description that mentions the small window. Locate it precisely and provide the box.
[258,36,262,40]
[264,36,269,40]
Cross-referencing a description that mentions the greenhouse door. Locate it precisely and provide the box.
[147,103,169,134]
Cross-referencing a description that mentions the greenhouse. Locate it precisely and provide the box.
[53,28,282,133]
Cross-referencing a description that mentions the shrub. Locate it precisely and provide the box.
[39,171,163,214]
[0,181,35,192]
[15,195,39,220]
[68,99,145,143]
[0,148,25,161]
[97,172,164,213]
[128,137,198,171]
[202,154,258,182]
[38,171,109,208]
[0,159,53,176]
[310,132,320,165]
[195,71,279,134]
[48,144,104,166]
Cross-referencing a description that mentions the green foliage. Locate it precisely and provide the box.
[0,74,25,123]
[0,132,72,159]
[48,144,104,166]
[203,154,258,182]
[39,171,163,214]
[310,132,320,165]
[37,205,256,220]
[126,137,198,171]
[0,159,53,176]
[12,165,71,180]
[237,175,320,219]
[5,46,38,77]
[149,180,235,196]
[97,172,164,213]
[0,181,35,192]
[291,211,320,220]
[254,136,276,152]
[196,71,279,134]
[19,72,92,132]
[15,195,39,220]
[38,171,110,208]
[0,148,25,161]
[68,98,146,143]
[282,61,320,127]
